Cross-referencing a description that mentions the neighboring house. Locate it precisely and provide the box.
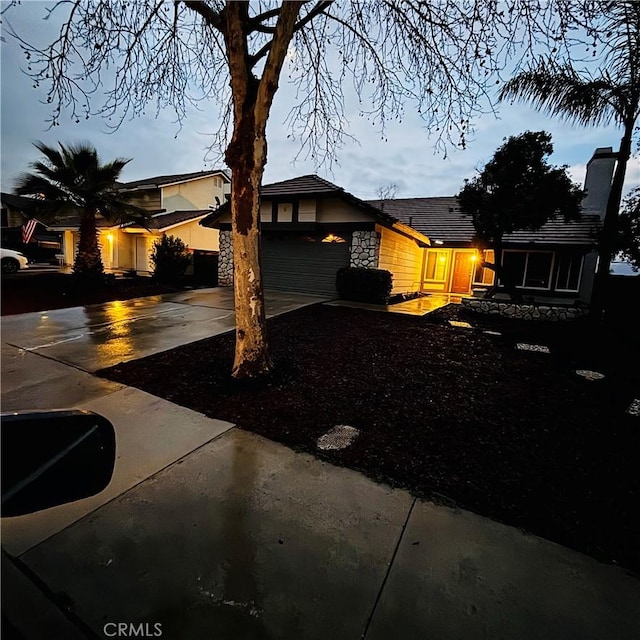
[49,170,231,272]
[369,147,615,304]
[200,175,430,296]
[0,192,62,260]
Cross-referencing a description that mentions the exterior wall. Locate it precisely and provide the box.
[62,230,76,265]
[376,225,423,293]
[162,176,228,212]
[99,230,115,268]
[578,250,599,304]
[350,230,380,268]
[316,198,374,223]
[167,220,219,251]
[218,230,233,286]
[126,188,162,212]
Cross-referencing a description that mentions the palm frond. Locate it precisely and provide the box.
[499,62,622,128]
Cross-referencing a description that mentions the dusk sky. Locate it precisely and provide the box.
[1,3,638,201]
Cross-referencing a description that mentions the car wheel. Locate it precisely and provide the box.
[1,258,20,274]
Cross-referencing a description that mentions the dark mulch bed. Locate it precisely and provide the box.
[1,273,189,315]
[99,303,640,573]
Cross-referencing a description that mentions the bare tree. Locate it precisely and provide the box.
[3,1,600,377]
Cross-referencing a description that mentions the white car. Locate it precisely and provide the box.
[1,248,29,273]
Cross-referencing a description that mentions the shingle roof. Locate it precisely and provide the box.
[200,175,393,227]
[259,174,345,197]
[46,215,116,229]
[368,197,601,246]
[134,209,210,230]
[1,192,41,213]
[120,169,230,191]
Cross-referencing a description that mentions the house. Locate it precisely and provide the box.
[50,170,231,272]
[202,147,614,304]
[200,175,430,296]
[1,192,62,260]
[368,147,615,304]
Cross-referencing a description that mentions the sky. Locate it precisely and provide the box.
[1,2,638,202]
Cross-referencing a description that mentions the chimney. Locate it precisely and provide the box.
[582,147,615,219]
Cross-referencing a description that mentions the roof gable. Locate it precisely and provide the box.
[120,170,230,191]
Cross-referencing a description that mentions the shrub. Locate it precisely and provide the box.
[150,234,191,282]
[336,267,393,304]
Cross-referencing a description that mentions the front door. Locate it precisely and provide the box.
[451,252,473,293]
[135,237,150,272]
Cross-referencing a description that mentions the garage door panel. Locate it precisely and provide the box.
[261,235,351,296]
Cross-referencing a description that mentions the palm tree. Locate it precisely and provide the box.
[499,1,640,316]
[15,142,148,278]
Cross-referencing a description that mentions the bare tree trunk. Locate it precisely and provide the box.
[223,0,303,378]
[227,118,272,378]
[590,121,634,319]
[74,209,103,277]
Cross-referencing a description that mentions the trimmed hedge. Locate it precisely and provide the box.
[336,267,393,304]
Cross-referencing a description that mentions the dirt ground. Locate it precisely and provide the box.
[99,302,640,573]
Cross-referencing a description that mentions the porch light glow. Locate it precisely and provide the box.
[438,255,446,263]
[471,254,477,261]
[106,233,114,242]
[321,233,345,243]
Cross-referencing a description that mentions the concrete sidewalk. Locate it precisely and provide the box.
[2,289,639,639]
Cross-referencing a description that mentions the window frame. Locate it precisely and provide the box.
[502,249,555,291]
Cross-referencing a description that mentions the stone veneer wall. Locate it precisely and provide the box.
[218,230,233,286]
[462,298,588,321]
[350,230,380,268]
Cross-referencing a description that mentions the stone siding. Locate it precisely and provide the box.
[350,230,380,268]
[462,298,588,321]
[218,230,233,286]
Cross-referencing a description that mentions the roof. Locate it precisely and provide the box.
[200,175,394,228]
[368,197,601,246]
[130,209,210,230]
[259,174,345,197]
[120,169,230,191]
[46,215,116,230]
[1,192,41,213]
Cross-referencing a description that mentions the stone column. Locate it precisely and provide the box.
[350,230,380,268]
[218,230,233,286]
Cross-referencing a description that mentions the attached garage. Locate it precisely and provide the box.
[261,233,351,296]
[200,175,431,295]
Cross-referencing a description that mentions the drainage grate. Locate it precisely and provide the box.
[516,343,550,354]
[575,369,605,381]
[317,425,360,451]
[627,399,640,416]
[449,320,472,329]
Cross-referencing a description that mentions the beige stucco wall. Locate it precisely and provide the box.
[162,176,228,212]
[317,198,373,223]
[377,225,423,293]
[166,220,219,251]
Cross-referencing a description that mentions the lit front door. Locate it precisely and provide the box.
[451,252,474,293]
[136,237,150,272]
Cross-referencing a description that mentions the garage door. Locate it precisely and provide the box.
[261,234,351,297]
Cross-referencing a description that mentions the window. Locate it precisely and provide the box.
[555,254,583,292]
[502,251,554,289]
[472,250,495,285]
[424,250,448,281]
[1,208,7,228]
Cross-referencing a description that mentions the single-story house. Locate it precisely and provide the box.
[202,147,614,303]
[200,175,430,297]
[367,147,615,304]
[49,169,230,272]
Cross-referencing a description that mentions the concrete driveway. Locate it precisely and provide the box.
[2,288,639,639]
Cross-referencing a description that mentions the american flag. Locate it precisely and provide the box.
[22,219,37,245]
